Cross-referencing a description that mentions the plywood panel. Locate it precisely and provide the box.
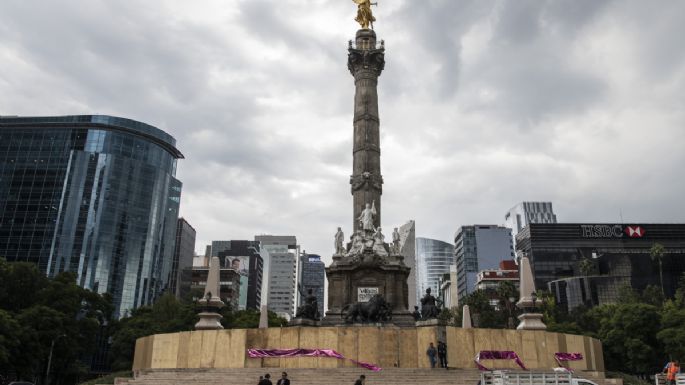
[399,328,418,368]
[187,331,204,368]
[280,327,301,369]
[319,327,341,368]
[358,327,381,370]
[298,327,320,368]
[447,328,475,369]
[200,330,218,368]
[229,329,247,368]
[175,332,191,368]
[565,334,586,371]
[520,331,539,370]
[263,328,282,368]
[416,326,438,368]
[151,333,180,369]
[379,328,399,368]
[338,327,359,368]
[245,329,265,368]
[214,330,233,368]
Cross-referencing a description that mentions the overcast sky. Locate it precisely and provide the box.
[1,0,684,262]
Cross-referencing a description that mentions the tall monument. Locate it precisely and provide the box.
[322,2,413,326]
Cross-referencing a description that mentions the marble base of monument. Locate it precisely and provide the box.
[195,312,224,330]
[516,312,547,330]
[323,243,412,327]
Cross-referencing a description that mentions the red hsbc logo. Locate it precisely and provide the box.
[625,226,646,238]
[581,224,647,238]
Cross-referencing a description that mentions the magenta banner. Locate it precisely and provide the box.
[474,350,527,371]
[554,352,583,372]
[247,348,382,371]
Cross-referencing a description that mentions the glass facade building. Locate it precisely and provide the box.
[169,217,196,298]
[298,253,325,318]
[415,237,454,303]
[454,225,514,302]
[0,115,183,317]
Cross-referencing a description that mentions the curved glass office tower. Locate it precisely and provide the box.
[0,115,183,317]
[415,237,454,304]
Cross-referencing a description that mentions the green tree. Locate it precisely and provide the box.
[642,285,665,307]
[579,258,595,276]
[650,243,666,295]
[657,300,685,360]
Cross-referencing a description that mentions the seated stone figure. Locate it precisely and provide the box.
[296,286,320,320]
[420,288,441,319]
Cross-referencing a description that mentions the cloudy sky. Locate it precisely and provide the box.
[1,0,684,261]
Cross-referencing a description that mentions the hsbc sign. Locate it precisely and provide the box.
[581,225,646,239]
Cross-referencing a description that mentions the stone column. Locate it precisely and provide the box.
[349,29,385,232]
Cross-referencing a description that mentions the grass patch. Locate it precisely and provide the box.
[78,371,132,385]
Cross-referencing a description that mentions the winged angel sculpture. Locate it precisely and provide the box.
[353,0,377,29]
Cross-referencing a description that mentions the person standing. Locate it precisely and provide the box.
[277,372,290,385]
[437,341,448,369]
[664,360,680,385]
[354,374,366,385]
[258,373,273,385]
[427,342,438,368]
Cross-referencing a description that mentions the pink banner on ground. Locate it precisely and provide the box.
[554,352,583,372]
[247,348,382,372]
[474,351,528,371]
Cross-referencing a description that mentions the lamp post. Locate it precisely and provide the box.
[45,334,66,385]
[531,291,538,311]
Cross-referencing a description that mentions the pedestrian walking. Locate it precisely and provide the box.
[258,373,272,385]
[277,372,290,385]
[427,342,438,368]
[438,341,448,369]
[664,360,680,385]
[354,374,366,385]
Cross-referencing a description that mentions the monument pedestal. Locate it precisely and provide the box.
[516,313,547,330]
[195,311,224,330]
[323,247,413,327]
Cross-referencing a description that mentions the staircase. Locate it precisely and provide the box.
[117,368,481,385]
[114,368,623,385]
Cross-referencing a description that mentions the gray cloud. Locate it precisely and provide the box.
[1,0,684,260]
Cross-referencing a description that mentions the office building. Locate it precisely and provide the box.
[415,237,454,303]
[505,202,557,250]
[474,260,519,308]
[212,240,263,310]
[0,115,183,317]
[298,253,325,318]
[398,220,417,307]
[517,223,685,310]
[439,265,458,309]
[169,218,196,298]
[178,265,241,309]
[454,225,514,302]
[255,235,299,318]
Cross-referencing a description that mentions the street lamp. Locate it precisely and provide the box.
[45,333,66,385]
[531,292,538,311]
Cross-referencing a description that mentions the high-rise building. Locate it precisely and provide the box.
[415,237,454,303]
[169,218,196,298]
[454,225,514,303]
[213,240,263,310]
[255,235,299,318]
[178,265,241,309]
[0,115,183,317]
[505,202,557,250]
[516,223,685,308]
[398,220,417,307]
[298,253,325,318]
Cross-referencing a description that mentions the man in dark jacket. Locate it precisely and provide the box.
[437,341,448,369]
[354,374,366,385]
[258,373,272,385]
[277,372,290,385]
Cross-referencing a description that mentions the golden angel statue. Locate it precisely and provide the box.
[353,0,377,29]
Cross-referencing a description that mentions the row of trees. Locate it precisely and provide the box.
[440,275,685,375]
[0,258,288,384]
